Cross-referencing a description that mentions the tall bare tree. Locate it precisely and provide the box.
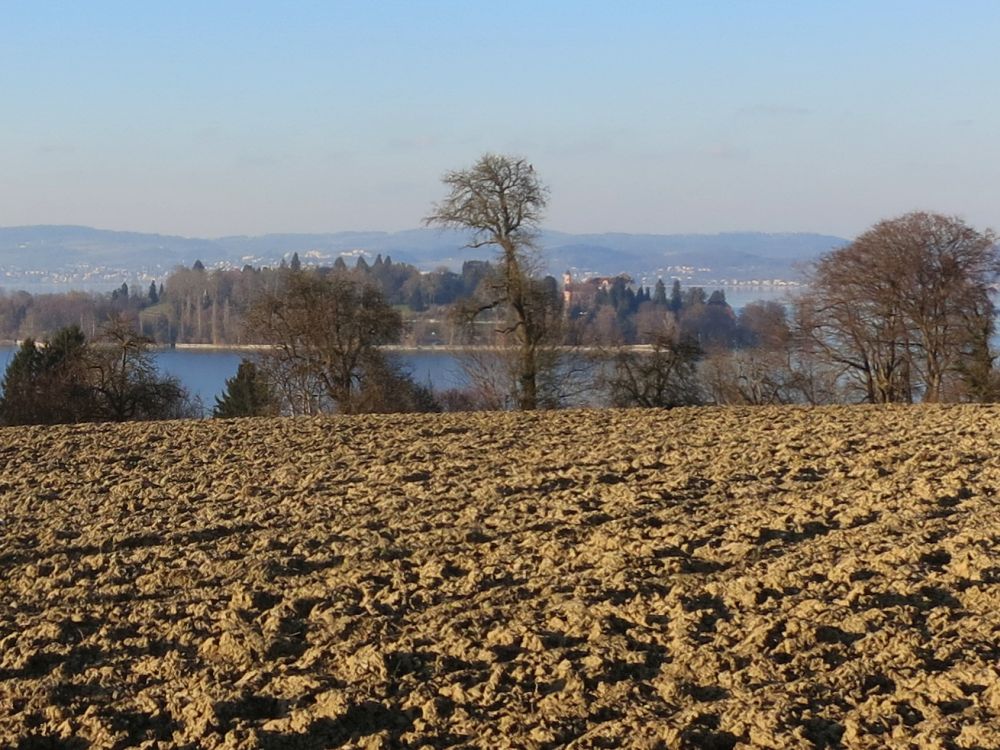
[798,212,999,403]
[425,153,556,410]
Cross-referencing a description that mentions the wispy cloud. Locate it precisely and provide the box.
[191,126,225,143]
[702,143,749,160]
[544,133,620,158]
[37,143,76,155]
[386,133,478,153]
[738,104,812,117]
[387,134,440,152]
[233,152,294,170]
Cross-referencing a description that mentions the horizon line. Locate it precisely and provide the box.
[0,223,850,241]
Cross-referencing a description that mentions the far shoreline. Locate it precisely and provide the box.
[0,341,657,355]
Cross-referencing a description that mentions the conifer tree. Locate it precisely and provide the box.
[213,359,279,418]
[0,326,93,424]
[0,338,45,424]
[669,279,683,313]
[653,279,667,306]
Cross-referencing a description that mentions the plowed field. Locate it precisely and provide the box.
[1,406,998,749]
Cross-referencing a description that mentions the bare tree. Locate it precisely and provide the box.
[704,300,835,405]
[604,336,703,409]
[601,310,703,408]
[88,315,190,421]
[798,212,999,403]
[246,270,411,414]
[425,153,556,410]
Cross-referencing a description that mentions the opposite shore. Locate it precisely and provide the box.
[0,342,659,354]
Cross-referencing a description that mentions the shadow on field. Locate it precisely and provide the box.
[259,701,414,749]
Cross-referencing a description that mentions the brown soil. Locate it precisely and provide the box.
[0,406,998,749]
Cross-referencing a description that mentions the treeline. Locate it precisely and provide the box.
[3,212,997,414]
[1,255,500,346]
[0,257,744,349]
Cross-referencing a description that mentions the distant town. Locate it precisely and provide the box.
[0,224,836,295]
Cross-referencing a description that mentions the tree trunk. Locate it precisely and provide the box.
[519,342,537,410]
[211,297,219,346]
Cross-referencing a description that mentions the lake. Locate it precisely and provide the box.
[0,285,800,409]
[0,346,471,409]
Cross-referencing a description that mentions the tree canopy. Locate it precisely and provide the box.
[245,269,437,414]
[426,153,558,409]
[801,212,999,402]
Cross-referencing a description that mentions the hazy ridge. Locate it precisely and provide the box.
[0,225,846,280]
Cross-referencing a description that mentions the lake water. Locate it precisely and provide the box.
[710,286,800,309]
[0,287,799,409]
[0,346,470,409]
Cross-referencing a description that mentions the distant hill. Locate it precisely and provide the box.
[0,225,847,286]
[537,230,846,280]
[0,225,218,268]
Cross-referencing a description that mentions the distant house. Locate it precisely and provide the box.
[562,271,635,311]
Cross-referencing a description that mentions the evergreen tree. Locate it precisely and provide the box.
[213,359,278,418]
[408,284,427,312]
[0,338,45,424]
[334,257,348,272]
[669,279,683,312]
[622,287,637,314]
[148,281,159,304]
[708,289,727,306]
[683,287,707,307]
[192,259,206,271]
[289,252,302,272]
[0,326,93,425]
[653,279,667,305]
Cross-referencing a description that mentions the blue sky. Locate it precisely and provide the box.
[1,1,997,238]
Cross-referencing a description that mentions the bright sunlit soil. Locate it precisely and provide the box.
[1,406,998,748]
